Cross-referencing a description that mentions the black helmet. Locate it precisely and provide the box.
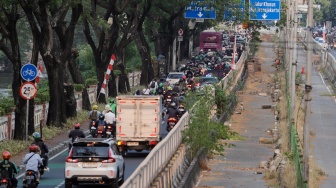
[99,114,105,120]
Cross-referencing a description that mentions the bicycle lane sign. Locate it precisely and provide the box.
[20,82,37,100]
[20,64,37,81]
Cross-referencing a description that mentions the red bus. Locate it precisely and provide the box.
[199,30,223,52]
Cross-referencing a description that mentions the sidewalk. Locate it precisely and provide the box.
[195,31,278,187]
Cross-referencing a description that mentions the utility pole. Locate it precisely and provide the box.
[291,0,298,126]
[304,0,313,184]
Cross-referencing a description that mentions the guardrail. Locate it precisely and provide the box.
[121,48,249,188]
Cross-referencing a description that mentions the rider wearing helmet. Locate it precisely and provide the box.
[23,145,43,184]
[164,86,173,100]
[89,104,101,122]
[109,99,117,115]
[32,132,49,171]
[69,123,85,143]
[166,102,181,119]
[157,82,164,95]
[0,151,18,188]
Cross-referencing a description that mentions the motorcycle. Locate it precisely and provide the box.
[166,117,178,132]
[90,121,97,138]
[23,170,38,188]
[96,124,105,138]
[105,123,115,138]
[165,95,173,107]
[0,177,11,188]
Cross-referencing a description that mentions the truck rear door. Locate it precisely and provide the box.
[139,99,160,138]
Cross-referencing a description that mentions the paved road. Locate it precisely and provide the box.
[15,120,169,187]
[298,39,336,187]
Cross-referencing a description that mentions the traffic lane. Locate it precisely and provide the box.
[17,148,147,188]
[17,149,68,188]
[329,49,336,58]
[310,67,336,188]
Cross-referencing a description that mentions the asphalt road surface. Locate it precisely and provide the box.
[298,40,336,187]
[16,119,169,188]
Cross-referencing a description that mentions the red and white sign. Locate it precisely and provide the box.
[178,28,183,36]
[20,82,37,100]
[100,54,116,95]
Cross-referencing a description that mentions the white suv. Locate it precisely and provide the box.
[65,138,125,188]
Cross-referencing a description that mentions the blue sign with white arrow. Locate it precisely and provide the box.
[249,0,281,20]
[185,0,216,19]
[224,0,245,20]
[20,64,37,81]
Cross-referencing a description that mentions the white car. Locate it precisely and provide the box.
[65,138,125,188]
[166,72,185,85]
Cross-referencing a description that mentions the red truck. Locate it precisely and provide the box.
[199,30,223,52]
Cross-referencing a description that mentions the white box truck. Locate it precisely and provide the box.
[116,95,164,155]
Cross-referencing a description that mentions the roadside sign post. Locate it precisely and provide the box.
[178,29,183,65]
[249,0,281,20]
[20,64,38,142]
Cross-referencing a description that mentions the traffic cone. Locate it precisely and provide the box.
[301,66,306,74]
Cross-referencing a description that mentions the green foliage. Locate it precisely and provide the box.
[295,72,304,85]
[85,77,98,86]
[182,95,227,158]
[113,70,122,77]
[215,86,228,116]
[0,140,30,156]
[35,80,50,104]
[0,96,14,116]
[73,83,84,92]
[77,44,96,81]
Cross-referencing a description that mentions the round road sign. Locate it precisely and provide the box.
[20,64,37,81]
[178,28,183,36]
[20,82,37,100]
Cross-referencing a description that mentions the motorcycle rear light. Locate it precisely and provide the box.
[150,141,157,145]
[196,83,200,86]
[27,171,34,175]
[66,149,78,163]
[102,148,116,163]
[98,131,102,133]
[1,179,7,183]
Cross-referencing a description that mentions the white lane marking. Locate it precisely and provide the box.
[55,180,65,188]
[17,148,68,179]
[318,72,336,102]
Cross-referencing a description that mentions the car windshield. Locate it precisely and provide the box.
[167,74,183,79]
[200,77,219,84]
[72,146,109,157]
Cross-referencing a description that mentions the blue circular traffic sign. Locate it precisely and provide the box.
[20,64,37,81]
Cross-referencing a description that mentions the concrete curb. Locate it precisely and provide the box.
[18,130,90,175]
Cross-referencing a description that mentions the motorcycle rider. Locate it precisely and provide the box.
[22,145,43,185]
[68,123,85,150]
[88,104,101,125]
[32,132,49,172]
[157,82,164,95]
[104,108,116,137]
[0,151,18,188]
[96,114,106,137]
[166,102,181,131]
[109,98,117,115]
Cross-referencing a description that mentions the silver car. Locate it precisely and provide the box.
[166,72,185,85]
[65,138,125,188]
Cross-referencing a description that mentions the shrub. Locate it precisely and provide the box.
[73,83,84,92]
[85,77,98,86]
[0,96,14,116]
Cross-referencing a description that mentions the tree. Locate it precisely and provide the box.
[0,2,37,139]
[18,0,84,126]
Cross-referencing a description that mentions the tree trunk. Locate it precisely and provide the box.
[68,48,91,110]
[64,84,77,118]
[108,73,117,97]
[135,32,154,85]
[44,58,67,127]
[117,64,130,93]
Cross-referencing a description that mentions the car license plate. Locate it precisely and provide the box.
[82,162,98,168]
[106,131,111,134]
[127,142,139,146]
